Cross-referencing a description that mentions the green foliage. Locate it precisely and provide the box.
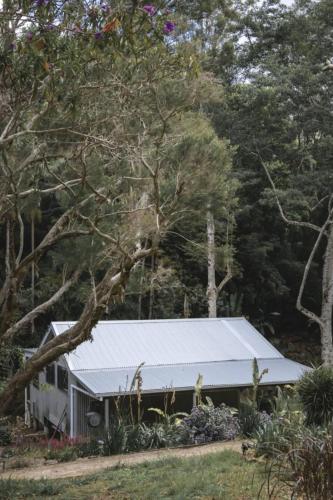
[0,478,62,499]
[148,408,188,427]
[251,358,268,409]
[103,420,128,455]
[254,386,306,457]
[254,419,296,458]
[297,366,333,425]
[264,427,333,500]
[179,401,240,444]
[238,402,271,438]
[46,446,78,463]
[0,418,11,446]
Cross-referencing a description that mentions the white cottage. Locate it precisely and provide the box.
[25,317,311,438]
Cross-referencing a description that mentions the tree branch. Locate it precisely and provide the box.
[258,156,323,233]
[1,269,81,343]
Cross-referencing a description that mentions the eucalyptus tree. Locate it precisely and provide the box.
[0,0,198,412]
[163,113,237,318]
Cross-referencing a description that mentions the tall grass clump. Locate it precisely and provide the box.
[263,428,333,500]
[297,366,333,425]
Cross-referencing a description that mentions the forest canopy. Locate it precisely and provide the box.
[0,0,333,412]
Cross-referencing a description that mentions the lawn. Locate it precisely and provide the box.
[0,450,276,499]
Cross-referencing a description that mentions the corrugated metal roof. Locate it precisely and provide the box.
[51,318,282,372]
[73,358,311,397]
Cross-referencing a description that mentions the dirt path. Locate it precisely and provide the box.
[0,440,242,481]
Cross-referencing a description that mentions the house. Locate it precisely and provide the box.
[25,317,311,438]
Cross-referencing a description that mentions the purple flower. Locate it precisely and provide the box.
[35,0,49,6]
[9,43,16,51]
[101,3,110,13]
[45,23,55,30]
[26,31,34,41]
[163,20,175,34]
[94,31,103,40]
[143,4,156,16]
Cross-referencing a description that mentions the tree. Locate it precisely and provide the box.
[163,113,237,318]
[211,0,333,359]
[0,0,197,412]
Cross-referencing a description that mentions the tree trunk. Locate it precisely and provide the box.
[148,254,155,320]
[137,259,145,320]
[0,248,153,414]
[207,208,217,318]
[321,223,333,365]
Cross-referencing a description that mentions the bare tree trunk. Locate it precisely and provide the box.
[148,255,155,320]
[207,208,217,318]
[138,259,145,320]
[184,292,190,318]
[321,223,333,365]
[31,216,35,335]
[260,156,333,365]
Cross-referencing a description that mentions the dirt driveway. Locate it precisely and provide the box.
[0,440,242,481]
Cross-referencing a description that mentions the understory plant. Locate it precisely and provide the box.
[264,427,333,500]
[238,402,271,437]
[179,399,240,444]
[297,365,333,425]
[254,387,305,457]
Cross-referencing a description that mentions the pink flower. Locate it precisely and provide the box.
[143,4,156,16]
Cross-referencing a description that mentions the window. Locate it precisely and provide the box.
[32,373,39,389]
[57,365,68,392]
[45,364,55,385]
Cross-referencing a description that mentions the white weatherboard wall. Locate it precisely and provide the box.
[29,355,68,432]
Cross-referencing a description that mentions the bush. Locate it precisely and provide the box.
[127,422,170,451]
[0,426,11,446]
[76,439,101,458]
[297,366,333,425]
[103,420,128,455]
[47,446,78,463]
[179,403,239,444]
[265,427,333,500]
[254,418,295,457]
[238,402,271,437]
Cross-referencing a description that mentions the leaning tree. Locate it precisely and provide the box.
[0,0,199,412]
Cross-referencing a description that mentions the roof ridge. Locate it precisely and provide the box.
[51,317,246,326]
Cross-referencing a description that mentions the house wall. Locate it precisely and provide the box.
[28,355,69,435]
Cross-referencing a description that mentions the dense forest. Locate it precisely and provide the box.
[0,0,332,411]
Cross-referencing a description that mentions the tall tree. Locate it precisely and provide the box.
[0,0,197,412]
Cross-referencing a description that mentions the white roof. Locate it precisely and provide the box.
[73,358,310,397]
[51,317,283,372]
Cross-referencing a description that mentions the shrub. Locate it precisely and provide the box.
[179,403,239,444]
[127,422,169,451]
[103,420,128,455]
[264,427,333,500]
[76,439,101,458]
[46,446,78,463]
[297,366,333,425]
[238,402,271,437]
[254,418,295,457]
[0,426,11,446]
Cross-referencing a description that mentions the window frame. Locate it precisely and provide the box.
[57,365,68,392]
[45,364,55,385]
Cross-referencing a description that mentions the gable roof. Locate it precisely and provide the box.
[50,318,311,396]
[51,317,282,372]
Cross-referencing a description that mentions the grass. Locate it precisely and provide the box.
[0,450,275,499]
